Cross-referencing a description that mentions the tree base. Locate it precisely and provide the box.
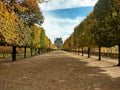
[116,63,120,66]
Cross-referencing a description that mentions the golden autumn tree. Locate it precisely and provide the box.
[0,1,19,46]
[0,0,51,61]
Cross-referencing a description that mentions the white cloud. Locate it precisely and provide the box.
[40,0,98,11]
[39,0,97,43]
[42,14,84,43]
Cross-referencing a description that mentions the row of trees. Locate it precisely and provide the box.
[0,0,56,61]
[62,0,120,66]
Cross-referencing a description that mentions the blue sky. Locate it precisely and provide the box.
[40,0,98,43]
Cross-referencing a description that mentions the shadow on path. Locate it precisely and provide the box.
[0,51,120,90]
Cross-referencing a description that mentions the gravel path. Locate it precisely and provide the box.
[0,51,120,90]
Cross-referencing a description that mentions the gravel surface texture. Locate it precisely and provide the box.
[0,51,120,90]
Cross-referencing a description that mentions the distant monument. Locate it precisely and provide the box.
[54,38,63,50]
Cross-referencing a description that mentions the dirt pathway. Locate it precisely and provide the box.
[0,51,120,90]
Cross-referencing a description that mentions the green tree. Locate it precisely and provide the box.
[82,11,96,58]
[39,28,46,52]
[93,0,120,64]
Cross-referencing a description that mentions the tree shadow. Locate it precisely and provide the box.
[0,51,120,90]
[49,57,120,90]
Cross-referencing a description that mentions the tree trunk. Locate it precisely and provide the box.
[35,49,37,55]
[38,48,40,54]
[88,47,91,58]
[98,46,101,61]
[82,48,84,56]
[3,53,5,58]
[75,48,77,55]
[24,46,26,58]
[30,48,32,56]
[117,44,120,66]
[78,48,79,55]
[12,46,16,61]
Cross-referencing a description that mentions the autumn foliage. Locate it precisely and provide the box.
[0,0,55,59]
[63,0,120,65]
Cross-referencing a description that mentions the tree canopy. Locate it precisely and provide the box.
[63,0,120,62]
[0,0,54,50]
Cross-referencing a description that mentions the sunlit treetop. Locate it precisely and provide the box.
[2,0,48,25]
